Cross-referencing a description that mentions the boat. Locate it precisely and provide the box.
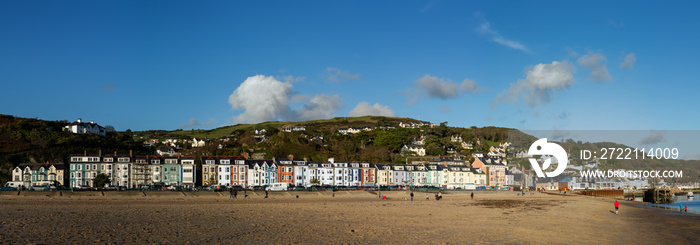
[688,191,695,199]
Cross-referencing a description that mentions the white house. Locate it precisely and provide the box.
[64,118,106,136]
[191,138,206,148]
[401,144,426,156]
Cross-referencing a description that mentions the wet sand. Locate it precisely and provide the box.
[0,190,698,244]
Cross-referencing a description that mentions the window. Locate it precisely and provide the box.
[86,165,90,170]
[151,160,160,164]
[118,157,129,162]
[233,175,237,180]
[287,167,292,172]
[219,175,222,180]
[71,165,75,170]
[101,165,105,170]
[71,173,75,178]
[77,173,81,178]
[240,167,245,172]
[210,167,215,172]
[206,160,214,165]
[204,168,208,173]
[92,164,97,170]
[108,165,112,170]
[171,167,176,172]
[225,175,229,180]
[104,158,113,162]
[204,175,208,180]
[232,167,237,173]
[225,168,229,173]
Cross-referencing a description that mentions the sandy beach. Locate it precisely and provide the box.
[0,190,698,244]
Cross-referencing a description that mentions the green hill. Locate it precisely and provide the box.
[0,114,150,184]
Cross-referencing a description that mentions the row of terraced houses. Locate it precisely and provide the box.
[59,153,512,189]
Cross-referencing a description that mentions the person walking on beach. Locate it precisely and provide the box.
[229,188,234,199]
[265,190,269,198]
[233,189,238,199]
[410,192,414,201]
[426,194,429,200]
[614,200,619,214]
[685,205,688,213]
[680,203,683,212]
[471,192,474,200]
[244,191,248,198]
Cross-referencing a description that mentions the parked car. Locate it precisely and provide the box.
[265,183,289,191]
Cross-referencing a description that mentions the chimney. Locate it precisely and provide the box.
[90,120,95,124]
[243,152,250,159]
[99,149,102,156]
[288,154,294,160]
[77,118,82,123]
[130,150,133,157]
[114,151,117,156]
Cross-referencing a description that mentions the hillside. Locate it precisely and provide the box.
[2,114,697,185]
[0,114,150,184]
[137,116,513,163]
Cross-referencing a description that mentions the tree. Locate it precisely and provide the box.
[375,131,402,152]
[105,125,116,132]
[93,173,111,188]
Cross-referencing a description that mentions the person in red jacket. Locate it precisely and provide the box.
[614,201,619,214]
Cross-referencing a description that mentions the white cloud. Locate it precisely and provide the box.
[349,102,395,117]
[281,75,306,83]
[179,118,216,129]
[494,60,575,108]
[608,20,625,28]
[295,94,343,121]
[577,52,612,82]
[639,131,667,145]
[323,67,361,82]
[566,47,579,57]
[620,53,636,69]
[477,22,530,53]
[228,75,343,124]
[416,75,481,99]
[403,75,481,105]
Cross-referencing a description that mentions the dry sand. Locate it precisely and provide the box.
[0,190,698,244]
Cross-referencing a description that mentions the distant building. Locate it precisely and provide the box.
[64,118,106,136]
[12,163,65,187]
[155,144,178,156]
[401,144,426,156]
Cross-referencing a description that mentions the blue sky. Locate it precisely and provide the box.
[1,1,699,132]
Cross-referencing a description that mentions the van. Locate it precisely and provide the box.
[265,183,289,191]
[3,181,25,190]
